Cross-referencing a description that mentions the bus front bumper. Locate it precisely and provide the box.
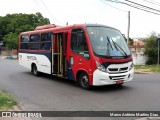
[92,68,134,86]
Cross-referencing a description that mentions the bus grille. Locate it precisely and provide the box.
[108,67,128,73]
[109,75,126,80]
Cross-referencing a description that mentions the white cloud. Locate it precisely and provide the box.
[0,0,160,38]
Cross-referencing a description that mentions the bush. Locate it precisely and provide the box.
[3,32,18,50]
[0,90,17,110]
[144,33,159,65]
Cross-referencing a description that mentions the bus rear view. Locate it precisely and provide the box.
[18,24,134,89]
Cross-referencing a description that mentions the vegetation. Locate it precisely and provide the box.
[0,90,17,110]
[0,12,50,50]
[129,37,134,46]
[134,65,160,73]
[3,33,18,50]
[144,32,159,65]
[122,34,133,45]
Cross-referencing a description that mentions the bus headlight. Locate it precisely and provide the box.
[96,61,106,72]
[129,63,134,70]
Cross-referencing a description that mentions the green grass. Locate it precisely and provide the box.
[134,65,160,73]
[0,90,17,110]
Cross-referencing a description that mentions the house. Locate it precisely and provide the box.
[129,38,148,65]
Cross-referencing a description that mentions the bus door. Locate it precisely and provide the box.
[52,33,67,77]
[69,28,91,80]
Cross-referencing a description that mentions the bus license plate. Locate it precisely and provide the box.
[116,80,124,84]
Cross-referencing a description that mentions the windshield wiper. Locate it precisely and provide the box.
[109,36,128,57]
[106,36,113,57]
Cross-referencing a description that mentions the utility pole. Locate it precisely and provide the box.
[127,11,130,45]
[158,39,159,65]
[156,38,160,65]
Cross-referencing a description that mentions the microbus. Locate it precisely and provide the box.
[18,24,134,89]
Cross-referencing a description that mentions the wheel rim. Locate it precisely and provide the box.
[81,75,89,88]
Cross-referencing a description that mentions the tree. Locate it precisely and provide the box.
[122,34,133,45]
[129,38,134,46]
[144,32,158,64]
[0,12,50,50]
[3,33,18,50]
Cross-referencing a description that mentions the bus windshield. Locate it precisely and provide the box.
[86,26,131,57]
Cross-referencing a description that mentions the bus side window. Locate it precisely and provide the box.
[41,33,51,50]
[30,34,40,50]
[71,29,89,59]
[78,33,88,51]
[71,34,78,51]
[20,35,29,50]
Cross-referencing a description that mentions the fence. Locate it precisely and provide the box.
[0,47,17,56]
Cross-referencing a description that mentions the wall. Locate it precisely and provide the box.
[0,49,17,56]
[132,53,148,65]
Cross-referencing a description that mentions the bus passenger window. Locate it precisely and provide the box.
[40,33,51,50]
[30,34,40,50]
[20,35,29,50]
[71,29,89,59]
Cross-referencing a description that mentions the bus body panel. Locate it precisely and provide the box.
[93,61,134,86]
[66,27,93,83]
[19,53,51,74]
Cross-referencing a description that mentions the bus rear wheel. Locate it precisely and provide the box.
[32,64,39,76]
[78,72,91,90]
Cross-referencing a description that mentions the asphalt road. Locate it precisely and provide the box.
[0,57,160,120]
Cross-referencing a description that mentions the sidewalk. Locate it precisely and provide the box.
[134,69,153,74]
[1,55,18,59]
[134,71,153,74]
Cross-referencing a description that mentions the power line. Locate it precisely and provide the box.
[33,0,48,16]
[123,0,160,13]
[143,0,160,7]
[104,0,160,15]
[40,0,64,25]
[118,0,160,15]
[100,0,127,12]
[122,1,160,15]
[145,0,160,6]
[142,0,160,13]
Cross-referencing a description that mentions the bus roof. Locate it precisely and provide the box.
[20,24,117,35]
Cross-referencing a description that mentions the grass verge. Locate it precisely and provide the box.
[0,90,17,110]
[134,65,160,73]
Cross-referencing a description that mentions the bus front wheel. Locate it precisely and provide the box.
[78,72,91,90]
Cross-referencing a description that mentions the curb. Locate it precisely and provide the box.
[2,56,18,59]
[134,72,153,74]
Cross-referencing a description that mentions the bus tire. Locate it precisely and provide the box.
[32,64,39,76]
[78,72,91,90]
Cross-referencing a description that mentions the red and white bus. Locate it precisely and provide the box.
[18,24,134,89]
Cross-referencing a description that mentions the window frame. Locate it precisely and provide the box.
[40,32,52,50]
[70,28,90,60]
[29,34,41,50]
[20,35,30,50]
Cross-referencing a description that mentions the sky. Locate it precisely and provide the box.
[0,0,160,38]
